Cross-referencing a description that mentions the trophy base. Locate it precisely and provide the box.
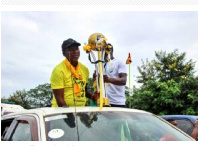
[97,97,111,107]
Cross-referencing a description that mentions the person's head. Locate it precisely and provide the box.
[107,43,113,54]
[105,43,114,60]
[61,38,81,62]
[168,119,178,127]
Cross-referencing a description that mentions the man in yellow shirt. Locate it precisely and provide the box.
[50,38,98,107]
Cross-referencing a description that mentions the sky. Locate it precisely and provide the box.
[1,11,198,98]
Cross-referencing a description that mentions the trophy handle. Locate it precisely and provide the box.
[97,49,110,109]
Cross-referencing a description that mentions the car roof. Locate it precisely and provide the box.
[160,115,198,122]
[1,106,151,118]
[1,103,24,109]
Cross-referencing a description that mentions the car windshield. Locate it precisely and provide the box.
[45,111,192,141]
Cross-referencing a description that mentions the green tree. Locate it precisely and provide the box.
[125,86,134,108]
[179,77,198,115]
[137,49,196,83]
[4,83,53,109]
[8,89,31,109]
[27,83,53,108]
[130,49,198,115]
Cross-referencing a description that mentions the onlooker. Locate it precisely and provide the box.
[168,119,178,127]
[168,119,198,140]
[191,121,198,140]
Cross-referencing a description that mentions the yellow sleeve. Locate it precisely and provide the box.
[50,67,64,89]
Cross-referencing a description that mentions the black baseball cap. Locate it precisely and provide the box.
[61,38,81,50]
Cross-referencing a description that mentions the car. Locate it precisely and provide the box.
[1,106,195,141]
[160,115,198,140]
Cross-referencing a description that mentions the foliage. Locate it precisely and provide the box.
[137,49,196,83]
[8,89,31,109]
[126,49,198,115]
[3,83,53,109]
[179,77,198,115]
[27,83,53,108]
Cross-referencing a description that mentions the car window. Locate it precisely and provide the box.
[10,120,31,141]
[45,112,192,141]
[176,119,194,136]
[1,118,15,140]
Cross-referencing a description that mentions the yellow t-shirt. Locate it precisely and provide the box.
[50,60,89,107]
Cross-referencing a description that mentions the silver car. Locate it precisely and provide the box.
[1,107,195,141]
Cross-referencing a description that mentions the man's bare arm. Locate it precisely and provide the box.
[52,88,67,107]
[104,73,127,86]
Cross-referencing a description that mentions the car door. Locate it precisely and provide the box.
[3,115,39,141]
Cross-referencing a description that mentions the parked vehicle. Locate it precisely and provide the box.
[160,115,198,140]
[1,107,195,141]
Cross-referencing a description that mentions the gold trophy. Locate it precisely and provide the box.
[83,33,111,109]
